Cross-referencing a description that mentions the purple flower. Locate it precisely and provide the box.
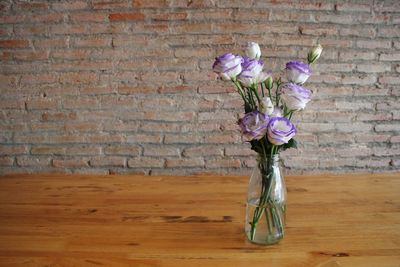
[239,111,269,140]
[280,83,312,110]
[212,53,243,80]
[285,61,311,84]
[238,57,264,87]
[267,117,297,145]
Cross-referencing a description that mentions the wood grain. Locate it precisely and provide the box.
[0,173,399,267]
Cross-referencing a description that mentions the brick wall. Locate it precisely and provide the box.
[1,0,399,176]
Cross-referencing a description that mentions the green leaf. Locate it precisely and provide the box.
[279,138,298,151]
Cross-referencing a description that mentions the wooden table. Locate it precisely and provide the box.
[0,173,399,267]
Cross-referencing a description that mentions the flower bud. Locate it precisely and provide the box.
[260,97,274,115]
[244,42,261,60]
[308,44,323,64]
[266,76,273,90]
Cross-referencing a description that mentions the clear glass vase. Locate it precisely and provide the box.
[245,154,287,245]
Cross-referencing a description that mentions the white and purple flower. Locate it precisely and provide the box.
[280,83,312,111]
[285,61,311,84]
[212,53,243,80]
[239,111,269,141]
[267,117,297,145]
[238,57,269,87]
[244,42,261,60]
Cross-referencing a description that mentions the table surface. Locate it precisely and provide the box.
[0,173,399,267]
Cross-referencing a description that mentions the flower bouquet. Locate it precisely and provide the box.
[212,42,322,245]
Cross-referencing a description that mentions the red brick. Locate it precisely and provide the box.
[65,145,102,156]
[379,53,400,61]
[165,158,204,168]
[379,76,400,85]
[52,1,88,10]
[41,112,77,122]
[375,124,400,132]
[17,156,51,167]
[59,72,98,85]
[52,158,89,168]
[109,13,145,21]
[355,134,390,143]
[50,25,86,35]
[0,156,14,166]
[0,145,28,155]
[103,121,138,132]
[90,156,126,167]
[206,133,241,144]
[0,39,29,48]
[152,12,188,21]
[158,85,193,94]
[72,37,112,48]
[81,86,114,95]
[144,111,195,122]
[356,40,392,49]
[183,146,223,157]
[51,50,91,60]
[206,159,241,168]
[140,122,181,133]
[13,2,49,11]
[144,147,180,157]
[339,51,375,62]
[334,3,370,12]
[26,98,59,110]
[34,38,68,48]
[118,85,157,95]
[13,51,49,61]
[164,134,202,144]
[126,134,162,144]
[14,25,48,36]
[85,134,124,143]
[128,157,164,168]
[64,122,101,132]
[29,14,64,23]
[21,74,57,84]
[0,99,25,109]
[69,12,108,22]
[104,144,141,156]
[31,146,66,155]
[92,1,131,9]
[132,0,168,8]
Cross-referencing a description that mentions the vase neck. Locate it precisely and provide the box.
[258,154,279,164]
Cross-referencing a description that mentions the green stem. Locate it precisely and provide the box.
[233,80,247,104]
[260,82,265,97]
[251,85,261,106]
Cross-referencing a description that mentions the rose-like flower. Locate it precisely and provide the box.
[238,57,264,87]
[238,111,269,141]
[267,117,297,145]
[244,42,261,60]
[308,44,323,64]
[260,97,274,115]
[212,53,243,80]
[280,83,312,111]
[285,61,311,84]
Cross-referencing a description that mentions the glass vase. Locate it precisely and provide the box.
[245,154,286,245]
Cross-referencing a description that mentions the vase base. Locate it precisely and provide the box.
[246,232,284,245]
